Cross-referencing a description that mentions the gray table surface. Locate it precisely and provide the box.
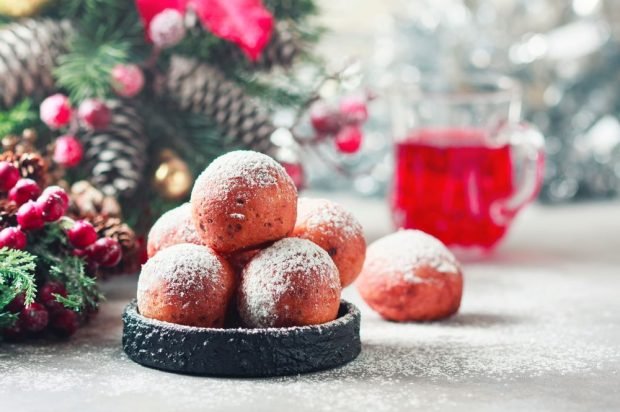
[1,195,619,412]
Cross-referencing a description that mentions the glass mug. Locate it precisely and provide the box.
[389,75,545,250]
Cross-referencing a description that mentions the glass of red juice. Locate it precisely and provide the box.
[390,75,545,251]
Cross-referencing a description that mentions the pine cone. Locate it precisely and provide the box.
[0,18,73,109]
[0,199,18,230]
[80,100,148,198]
[210,22,302,71]
[159,56,277,154]
[0,150,48,186]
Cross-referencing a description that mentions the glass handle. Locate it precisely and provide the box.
[492,123,545,225]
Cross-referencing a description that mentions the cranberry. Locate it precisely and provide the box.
[86,237,122,267]
[339,95,368,124]
[0,161,20,192]
[53,135,83,168]
[335,125,363,154]
[20,302,49,333]
[16,200,45,231]
[40,94,73,129]
[37,193,67,222]
[309,101,341,134]
[78,99,111,130]
[111,64,145,98]
[7,293,26,313]
[41,186,69,208]
[2,319,25,341]
[0,227,27,250]
[67,220,98,249]
[8,178,41,205]
[38,281,68,313]
[50,309,80,337]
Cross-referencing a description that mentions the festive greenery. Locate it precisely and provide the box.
[0,248,37,328]
[0,0,322,228]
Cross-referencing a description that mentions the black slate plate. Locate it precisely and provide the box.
[122,300,361,377]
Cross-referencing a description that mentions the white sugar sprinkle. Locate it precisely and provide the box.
[298,197,363,241]
[138,243,226,299]
[193,150,293,202]
[240,238,340,327]
[148,203,202,247]
[364,230,460,284]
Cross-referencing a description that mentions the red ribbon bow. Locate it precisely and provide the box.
[135,0,274,61]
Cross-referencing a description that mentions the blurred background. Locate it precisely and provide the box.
[310,0,620,203]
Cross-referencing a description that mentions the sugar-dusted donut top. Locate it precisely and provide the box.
[297,197,364,242]
[138,243,228,297]
[148,203,202,246]
[364,230,460,283]
[241,238,339,327]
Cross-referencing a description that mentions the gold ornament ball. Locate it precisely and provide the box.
[0,0,51,17]
[153,150,193,200]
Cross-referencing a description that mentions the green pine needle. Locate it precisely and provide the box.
[0,100,38,136]
[0,248,38,328]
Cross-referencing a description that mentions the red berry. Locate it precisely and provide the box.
[111,64,145,98]
[149,9,187,48]
[16,200,44,231]
[20,303,49,333]
[0,161,20,192]
[7,293,26,313]
[78,99,111,130]
[2,320,26,341]
[310,101,341,134]
[50,309,80,337]
[67,220,98,249]
[339,95,368,124]
[0,227,27,250]
[38,281,68,313]
[41,186,69,208]
[37,192,68,222]
[40,94,73,129]
[282,161,305,189]
[335,125,364,154]
[86,237,122,267]
[53,135,83,168]
[8,178,41,205]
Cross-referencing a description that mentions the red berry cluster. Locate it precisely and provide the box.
[3,283,81,340]
[309,94,371,154]
[0,166,122,267]
[39,94,113,169]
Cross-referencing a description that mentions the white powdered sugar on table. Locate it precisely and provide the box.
[137,243,226,299]
[193,150,292,201]
[299,198,363,241]
[240,238,339,327]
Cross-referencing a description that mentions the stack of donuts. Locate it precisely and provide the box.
[138,150,366,328]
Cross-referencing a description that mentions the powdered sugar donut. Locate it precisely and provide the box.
[292,198,366,288]
[147,203,202,258]
[238,238,341,328]
[191,151,297,254]
[137,243,236,328]
[356,230,463,321]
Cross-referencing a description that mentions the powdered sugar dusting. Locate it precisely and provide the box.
[148,203,202,249]
[364,230,460,284]
[193,150,293,201]
[138,243,226,299]
[298,197,364,241]
[240,238,340,327]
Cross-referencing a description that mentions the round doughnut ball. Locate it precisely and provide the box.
[356,230,463,322]
[292,198,366,288]
[191,150,297,254]
[238,238,341,328]
[137,243,236,328]
[147,203,202,258]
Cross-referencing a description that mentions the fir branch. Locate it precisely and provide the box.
[0,248,38,328]
[0,100,39,137]
[264,0,319,20]
[54,37,133,101]
[48,259,102,313]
